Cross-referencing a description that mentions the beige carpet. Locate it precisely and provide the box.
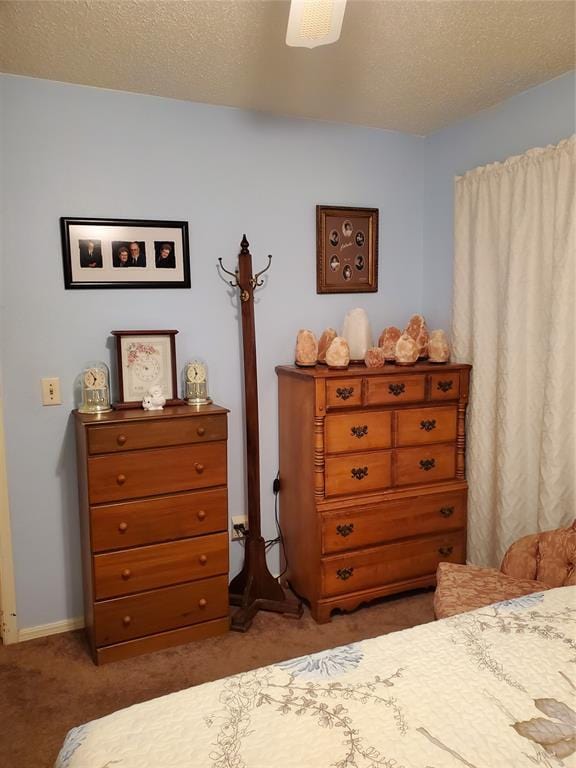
[0,590,434,768]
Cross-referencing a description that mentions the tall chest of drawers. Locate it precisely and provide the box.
[74,405,229,664]
[276,363,471,622]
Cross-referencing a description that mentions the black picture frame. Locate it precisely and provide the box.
[61,217,190,289]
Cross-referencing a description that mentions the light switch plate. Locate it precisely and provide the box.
[41,378,61,405]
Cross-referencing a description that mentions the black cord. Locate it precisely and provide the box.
[272,470,289,579]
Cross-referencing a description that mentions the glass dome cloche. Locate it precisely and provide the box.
[184,359,212,406]
[77,361,112,414]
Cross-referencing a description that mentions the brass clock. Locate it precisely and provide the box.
[185,360,212,406]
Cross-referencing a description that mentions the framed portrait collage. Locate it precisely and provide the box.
[61,217,190,289]
[316,205,379,294]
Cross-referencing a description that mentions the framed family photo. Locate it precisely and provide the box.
[111,329,183,408]
[61,217,190,289]
[316,205,378,294]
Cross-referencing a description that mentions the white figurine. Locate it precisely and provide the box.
[142,385,166,411]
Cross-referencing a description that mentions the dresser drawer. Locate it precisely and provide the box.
[395,444,456,486]
[364,375,425,406]
[396,406,457,447]
[322,531,465,596]
[325,450,391,497]
[429,372,460,400]
[91,488,227,552]
[326,378,363,408]
[325,410,391,454]
[321,490,467,554]
[88,442,227,503]
[87,414,227,454]
[94,575,228,645]
[94,532,228,599]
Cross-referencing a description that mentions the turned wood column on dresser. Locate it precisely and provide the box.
[74,405,229,664]
[276,363,471,623]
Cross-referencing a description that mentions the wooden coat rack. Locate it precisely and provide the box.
[219,235,302,631]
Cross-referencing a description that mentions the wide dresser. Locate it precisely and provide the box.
[74,405,229,664]
[276,363,471,622]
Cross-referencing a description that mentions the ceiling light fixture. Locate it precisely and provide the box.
[286,0,347,49]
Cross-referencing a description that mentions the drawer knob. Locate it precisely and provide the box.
[419,458,436,471]
[121,569,131,580]
[336,523,354,537]
[118,521,128,533]
[351,466,368,480]
[194,463,205,474]
[197,510,207,521]
[116,474,126,485]
[420,419,437,432]
[199,554,208,565]
[437,380,453,393]
[351,425,368,439]
[116,434,127,446]
[198,598,208,608]
[440,506,454,518]
[438,546,454,557]
[196,426,206,436]
[336,567,354,581]
[389,383,405,396]
[336,386,354,401]
[122,615,132,626]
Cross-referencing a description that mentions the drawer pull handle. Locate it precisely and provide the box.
[199,554,208,565]
[336,386,354,401]
[389,383,405,396]
[198,598,208,608]
[438,546,454,557]
[118,521,128,533]
[194,463,205,474]
[336,567,354,581]
[121,569,131,580]
[197,510,207,521]
[420,419,437,432]
[122,615,132,626]
[116,474,126,485]
[419,459,436,471]
[196,426,206,436]
[116,434,127,446]
[351,466,368,480]
[437,380,453,393]
[440,506,454,518]
[336,523,354,537]
[351,425,368,439]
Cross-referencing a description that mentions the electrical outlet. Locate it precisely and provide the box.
[41,377,61,406]
[231,515,248,541]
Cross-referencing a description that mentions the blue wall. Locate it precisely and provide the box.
[422,71,576,329]
[0,75,425,628]
[2,70,574,629]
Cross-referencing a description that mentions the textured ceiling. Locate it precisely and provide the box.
[0,0,574,135]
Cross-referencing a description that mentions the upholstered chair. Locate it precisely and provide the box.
[434,521,576,619]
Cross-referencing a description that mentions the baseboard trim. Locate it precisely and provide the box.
[18,617,85,643]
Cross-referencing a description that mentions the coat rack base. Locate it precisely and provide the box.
[229,536,303,632]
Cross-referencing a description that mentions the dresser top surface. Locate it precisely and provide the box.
[276,362,471,379]
[74,403,228,424]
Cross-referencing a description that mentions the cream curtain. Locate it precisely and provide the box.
[452,136,576,567]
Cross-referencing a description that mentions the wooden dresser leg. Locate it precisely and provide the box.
[311,602,332,624]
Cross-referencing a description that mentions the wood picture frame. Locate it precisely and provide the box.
[316,205,378,294]
[111,330,183,409]
[61,217,190,289]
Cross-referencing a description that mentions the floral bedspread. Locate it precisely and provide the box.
[55,586,576,768]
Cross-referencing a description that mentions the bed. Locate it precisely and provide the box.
[56,585,576,767]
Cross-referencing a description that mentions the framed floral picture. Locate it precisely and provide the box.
[61,218,190,289]
[111,330,183,408]
[316,205,378,294]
